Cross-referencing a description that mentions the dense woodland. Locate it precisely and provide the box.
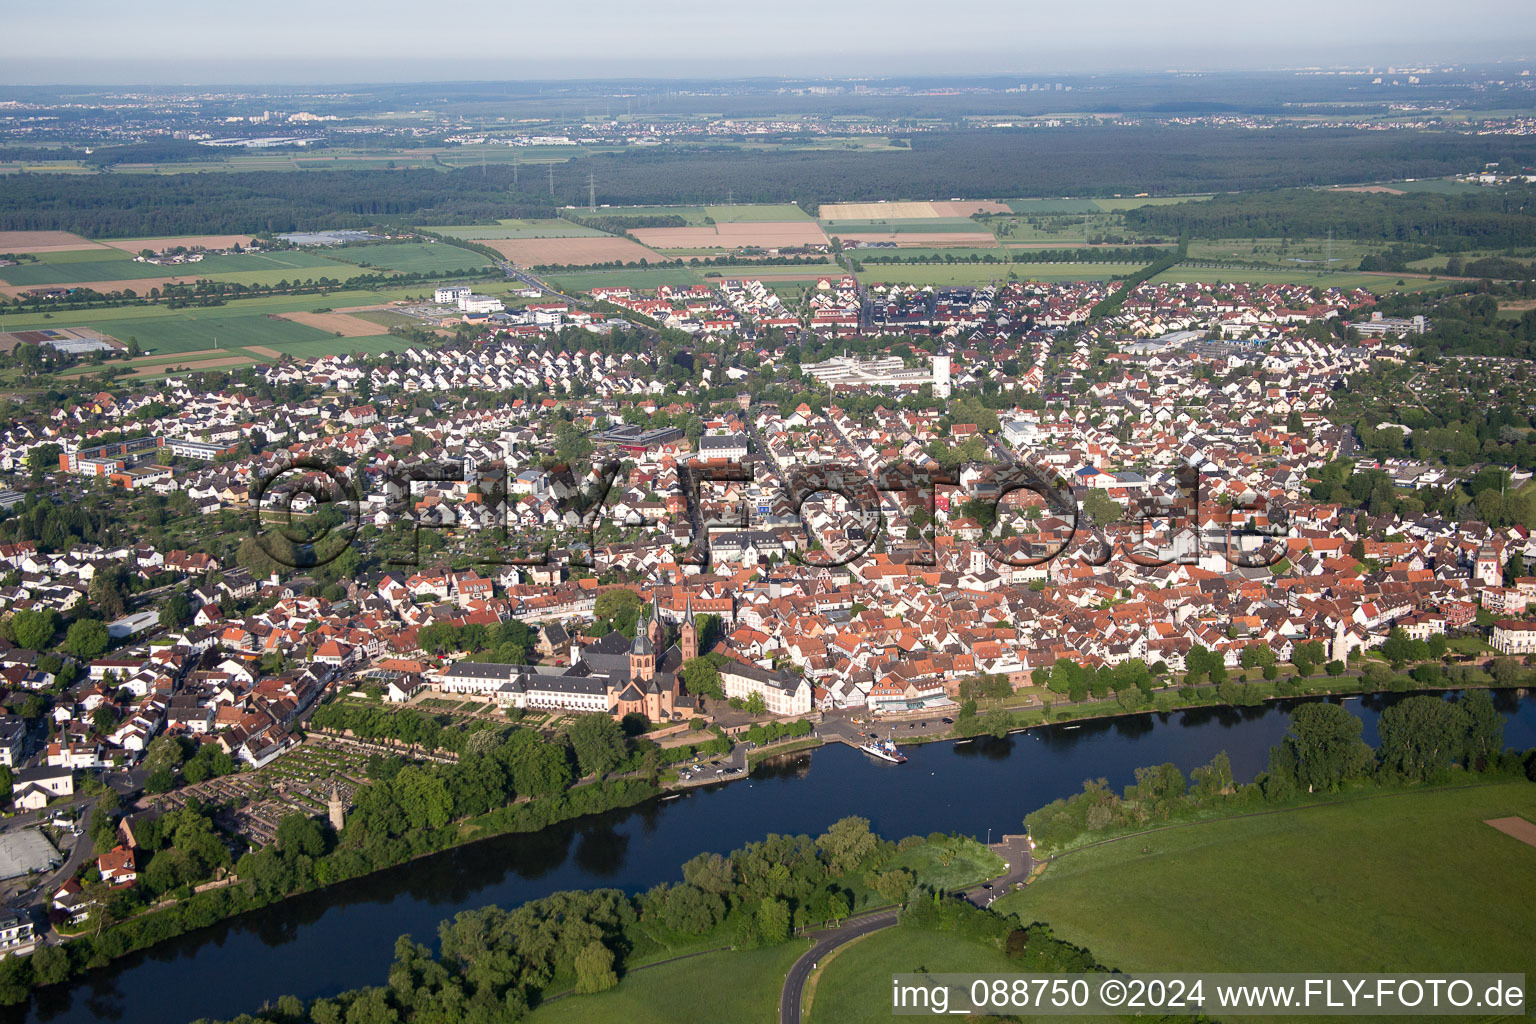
[560,129,1536,207]
[6,128,1536,236]
[1123,186,1536,248]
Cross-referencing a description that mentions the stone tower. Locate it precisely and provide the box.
[327,784,345,832]
[630,606,656,683]
[1330,617,1350,664]
[680,591,698,663]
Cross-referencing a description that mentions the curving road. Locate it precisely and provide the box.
[779,834,1033,1024]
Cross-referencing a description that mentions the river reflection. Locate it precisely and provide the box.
[13,689,1535,1024]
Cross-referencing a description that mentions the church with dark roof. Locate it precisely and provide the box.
[569,591,702,723]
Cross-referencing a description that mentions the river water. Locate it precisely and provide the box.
[18,689,1536,1024]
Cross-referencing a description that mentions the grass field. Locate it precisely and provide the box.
[0,286,427,355]
[994,782,1536,977]
[1004,196,1210,213]
[543,268,705,292]
[861,261,1145,286]
[424,219,610,240]
[588,204,812,225]
[250,335,417,360]
[1390,178,1487,194]
[525,943,803,1024]
[328,241,492,273]
[806,926,1017,1024]
[0,249,353,287]
[888,835,1004,890]
[856,247,1015,262]
[1149,267,1451,291]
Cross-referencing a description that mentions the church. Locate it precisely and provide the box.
[570,591,703,723]
[439,591,705,724]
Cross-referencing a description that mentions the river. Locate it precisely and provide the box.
[17,689,1536,1024]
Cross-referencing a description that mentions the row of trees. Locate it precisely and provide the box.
[0,723,661,1004]
[1025,692,1529,853]
[185,818,1057,1024]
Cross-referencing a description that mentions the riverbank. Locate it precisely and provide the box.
[8,689,1531,1024]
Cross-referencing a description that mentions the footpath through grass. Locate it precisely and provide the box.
[995,781,1536,977]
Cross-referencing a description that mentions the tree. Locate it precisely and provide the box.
[679,657,723,700]
[1380,627,1413,669]
[1377,695,1468,783]
[817,816,878,875]
[8,608,59,651]
[573,940,618,994]
[88,565,132,620]
[871,867,916,903]
[1240,645,1276,671]
[756,897,791,945]
[980,707,1013,739]
[744,691,767,717]
[159,592,191,629]
[592,588,643,638]
[567,714,627,778]
[30,944,70,986]
[825,890,850,925]
[63,619,109,660]
[1266,702,1373,794]
[92,704,120,737]
[142,734,187,775]
[1082,489,1123,525]
[27,444,62,483]
[1490,657,1521,687]
[1460,689,1505,771]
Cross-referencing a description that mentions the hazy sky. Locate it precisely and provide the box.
[4,0,1534,84]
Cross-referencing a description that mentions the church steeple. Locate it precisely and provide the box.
[680,590,698,662]
[647,588,664,650]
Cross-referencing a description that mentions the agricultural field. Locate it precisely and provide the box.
[818,200,1009,219]
[0,230,105,253]
[631,221,828,250]
[1185,236,1388,270]
[994,782,1536,979]
[861,261,1145,286]
[1387,178,1488,194]
[423,219,610,240]
[326,241,493,274]
[248,335,417,360]
[482,236,662,267]
[542,267,705,292]
[277,310,392,337]
[101,234,260,252]
[1,286,428,355]
[1004,195,1211,213]
[585,203,812,225]
[834,231,996,248]
[0,248,359,288]
[1148,266,1451,291]
[852,247,1017,262]
[822,217,989,234]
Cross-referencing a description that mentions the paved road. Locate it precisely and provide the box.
[778,834,1035,1024]
[780,907,899,1024]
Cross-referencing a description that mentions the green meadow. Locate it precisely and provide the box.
[994,782,1536,978]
